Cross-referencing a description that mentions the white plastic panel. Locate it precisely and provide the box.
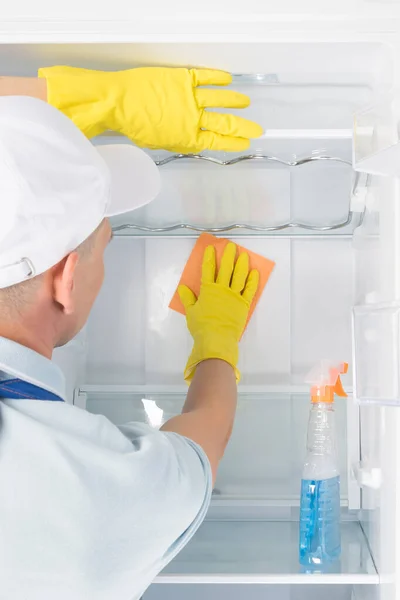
[291,239,353,381]
[141,237,290,385]
[86,237,352,387]
[85,241,146,384]
[232,238,291,385]
[86,237,290,385]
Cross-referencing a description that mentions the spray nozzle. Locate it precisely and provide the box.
[305,360,348,404]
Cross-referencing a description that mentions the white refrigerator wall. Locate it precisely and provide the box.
[85,237,354,387]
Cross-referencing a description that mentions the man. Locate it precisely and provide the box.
[0,69,260,600]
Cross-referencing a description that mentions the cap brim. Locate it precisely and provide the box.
[96,144,161,217]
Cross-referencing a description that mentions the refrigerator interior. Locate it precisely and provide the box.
[4,40,400,597]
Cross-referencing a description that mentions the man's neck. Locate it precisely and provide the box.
[0,322,54,359]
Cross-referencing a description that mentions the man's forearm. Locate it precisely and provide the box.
[161,359,237,482]
[182,359,236,416]
[0,77,47,101]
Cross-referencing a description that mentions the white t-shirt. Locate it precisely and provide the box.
[0,337,212,600]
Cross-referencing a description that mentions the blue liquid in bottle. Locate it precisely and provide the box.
[299,400,341,566]
[299,476,341,565]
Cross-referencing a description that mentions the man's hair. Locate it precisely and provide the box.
[0,223,102,315]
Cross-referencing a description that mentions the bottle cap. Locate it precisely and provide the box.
[306,360,348,404]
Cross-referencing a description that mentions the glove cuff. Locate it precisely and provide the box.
[38,67,119,138]
[183,336,240,384]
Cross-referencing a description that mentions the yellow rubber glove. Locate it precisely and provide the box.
[178,243,259,383]
[38,66,263,153]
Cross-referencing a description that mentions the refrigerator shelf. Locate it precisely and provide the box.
[153,153,351,168]
[154,521,377,585]
[81,388,351,508]
[78,384,353,395]
[112,154,364,237]
[112,220,361,236]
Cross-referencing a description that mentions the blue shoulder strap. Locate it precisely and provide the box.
[0,378,64,402]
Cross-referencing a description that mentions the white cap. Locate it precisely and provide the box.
[0,96,161,289]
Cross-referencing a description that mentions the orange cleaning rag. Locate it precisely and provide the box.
[169,233,275,333]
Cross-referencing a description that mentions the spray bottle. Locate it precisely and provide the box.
[299,361,348,566]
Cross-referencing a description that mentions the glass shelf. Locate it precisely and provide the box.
[155,521,377,584]
[82,388,350,506]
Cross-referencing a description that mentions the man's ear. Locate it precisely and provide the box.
[52,252,79,315]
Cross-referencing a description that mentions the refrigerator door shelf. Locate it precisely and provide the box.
[353,93,400,177]
[352,303,400,406]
